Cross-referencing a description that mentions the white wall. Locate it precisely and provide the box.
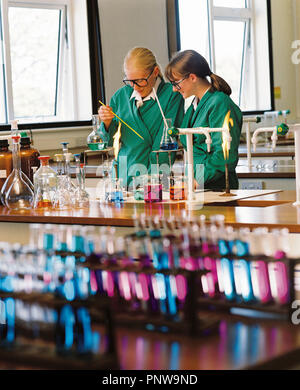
[271,0,300,121]
[97,0,169,102]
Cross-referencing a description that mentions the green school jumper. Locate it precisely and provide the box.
[98,79,184,187]
[180,90,243,190]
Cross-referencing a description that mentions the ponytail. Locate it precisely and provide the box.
[210,73,232,96]
[166,50,232,96]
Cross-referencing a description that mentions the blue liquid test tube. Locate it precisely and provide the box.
[56,304,75,353]
[75,307,93,354]
[149,219,177,318]
[217,225,236,301]
[0,298,15,345]
[233,228,255,302]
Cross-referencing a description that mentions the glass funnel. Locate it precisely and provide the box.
[87,114,107,150]
[33,156,57,208]
[3,135,34,210]
[160,118,178,151]
[73,154,90,208]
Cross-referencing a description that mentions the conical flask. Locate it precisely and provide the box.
[160,118,178,151]
[87,114,107,150]
[33,156,57,204]
[3,135,34,210]
[33,176,53,209]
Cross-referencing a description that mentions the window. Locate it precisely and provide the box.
[175,0,274,113]
[0,0,97,128]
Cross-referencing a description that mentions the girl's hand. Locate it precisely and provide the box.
[98,105,114,130]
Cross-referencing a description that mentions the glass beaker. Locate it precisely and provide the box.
[87,114,107,151]
[169,175,187,201]
[3,136,34,210]
[144,174,163,203]
[105,178,124,203]
[160,118,178,151]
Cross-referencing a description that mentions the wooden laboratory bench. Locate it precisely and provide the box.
[1,309,300,371]
[114,311,300,370]
[0,190,299,236]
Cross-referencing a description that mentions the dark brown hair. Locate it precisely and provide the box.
[165,49,232,96]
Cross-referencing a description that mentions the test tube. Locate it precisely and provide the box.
[233,228,255,302]
[267,228,290,304]
[249,228,272,303]
[56,304,75,354]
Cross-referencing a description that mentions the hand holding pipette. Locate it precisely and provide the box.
[98,104,115,129]
[98,100,144,140]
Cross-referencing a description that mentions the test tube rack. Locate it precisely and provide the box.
[134,215,300,320]
[78,252,220,336]
[195,252,298,319]
[0,277,119,370]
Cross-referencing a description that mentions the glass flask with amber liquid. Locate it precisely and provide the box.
[0,139,12,205]
[33,156,58,208]
[20,137,40,183]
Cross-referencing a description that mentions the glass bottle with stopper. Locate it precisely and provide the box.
[87,114,107,150]
[0,139,12,201]
[3,135,34,210]
[20,136,40,183]
[160,118,178,151]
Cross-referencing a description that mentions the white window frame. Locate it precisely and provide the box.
[0,0,89,125]
[177,0,273,113]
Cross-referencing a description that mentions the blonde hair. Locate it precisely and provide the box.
[124,47,164,79]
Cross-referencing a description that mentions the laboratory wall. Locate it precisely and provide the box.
[8,0,300,155]
[271,0,300,121]
[97,0,170,102]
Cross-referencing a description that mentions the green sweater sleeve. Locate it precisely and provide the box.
[194,102,242,185]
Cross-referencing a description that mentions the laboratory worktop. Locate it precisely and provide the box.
[236,160,295,178]
[70,163,296,180]
[114,312,300,370]
[238,143,295,157]
[0,190,299,231]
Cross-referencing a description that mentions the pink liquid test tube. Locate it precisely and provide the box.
[267,229,290,304]
[249,228,272,303]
